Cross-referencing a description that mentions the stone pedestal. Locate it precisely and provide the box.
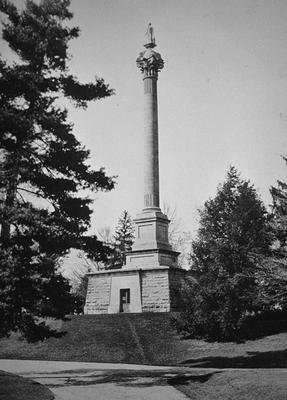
[130,208,171,251]
[125,208,179,269]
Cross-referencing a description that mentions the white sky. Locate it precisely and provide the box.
[2,0,287,237]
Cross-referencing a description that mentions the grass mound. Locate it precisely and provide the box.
[0,313,185,365]
[0,312,287,367]
[173,370,287,400]
[0,371,54,400]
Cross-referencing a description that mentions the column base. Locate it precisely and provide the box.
[131,208,172,252]
[124,207,179,269]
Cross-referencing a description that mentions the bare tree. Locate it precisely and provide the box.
[163,203,192,268]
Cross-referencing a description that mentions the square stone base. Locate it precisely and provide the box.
[84,266,187,314]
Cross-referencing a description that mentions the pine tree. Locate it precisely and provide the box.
[0,0,115,339]
[258,156,287,309]
[108,210,134,269]
[270,156,287,255]
[179,167,271,341]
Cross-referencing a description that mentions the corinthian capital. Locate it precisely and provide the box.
[136,47,164,78]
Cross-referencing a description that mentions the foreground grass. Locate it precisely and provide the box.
[0,313,287,367]
[173,370,287,400]
[1,314,287,400]
[0,314,181,365]
[0,371,53,400]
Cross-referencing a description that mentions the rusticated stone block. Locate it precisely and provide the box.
[84,274,111,314]
[141,269,170,312]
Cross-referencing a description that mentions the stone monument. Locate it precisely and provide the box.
[125,24,178,269]
[84,25,185,314]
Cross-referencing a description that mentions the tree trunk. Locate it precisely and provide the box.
[1,181,16,240]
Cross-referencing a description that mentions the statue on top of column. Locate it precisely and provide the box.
[144,23,156,47]
[137,23,164,76]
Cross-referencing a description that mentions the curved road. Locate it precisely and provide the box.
[0,359,190,400]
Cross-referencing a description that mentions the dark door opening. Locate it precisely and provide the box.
[119,288,130,313]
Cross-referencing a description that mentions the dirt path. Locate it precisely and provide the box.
[0,359,189,400]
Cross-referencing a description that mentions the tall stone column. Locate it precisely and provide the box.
[136,30,163,209]
[125,24,179,269]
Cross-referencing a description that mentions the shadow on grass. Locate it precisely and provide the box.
[174,310,287,343]
[22,324,67,343]
[166,371,221,385]
[182,348,287,368]
[48,369,220,389]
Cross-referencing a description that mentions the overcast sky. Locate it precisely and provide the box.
[2,0,287,237]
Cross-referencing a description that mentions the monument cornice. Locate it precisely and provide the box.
[86,265,171,276]
[126,248,180,257]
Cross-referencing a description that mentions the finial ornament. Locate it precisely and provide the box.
[137,24,164,78]
[144,22,156,48]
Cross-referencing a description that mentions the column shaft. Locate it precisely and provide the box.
[143,76,160,209]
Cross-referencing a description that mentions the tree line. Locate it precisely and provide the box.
[0,0,286,342]
[0,0,115,340]
[176,164,287,341]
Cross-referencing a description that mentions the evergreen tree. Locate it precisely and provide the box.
[108,210,134,269]
[258,156,287,309]
[270,156,287,255]
[179,167,271,341]
[0,0,115,339]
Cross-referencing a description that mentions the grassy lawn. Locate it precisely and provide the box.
[0,371,54,400]
[0,313,287,368]
[178,332,287,368]
[172,369,287,400]
[0,313,183,365]
[1,313,287,400]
